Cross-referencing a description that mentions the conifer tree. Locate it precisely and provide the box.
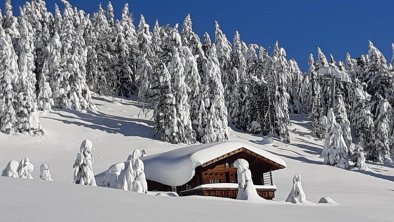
[106,1,115,28]
[228,31,244,126]
[214,22,232,112]
[168,47,194,143]
[288,59,303,114]
[374,94,393,164]
[14,17,42,134]
[47,32,64,109]
[89,4,112,95]
[201,45,229,143]
[272,42,290,143]
[2,0,19,48]
[322,108,350,168]
[113,21,136,98]
[0,26,17,134]
[153,62,178,143]
[351,80,375,159]
[334,94,352,149]
[183,46,203,140]
[37,61,54,112]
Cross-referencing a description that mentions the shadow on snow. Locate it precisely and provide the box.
[43,108,156,139]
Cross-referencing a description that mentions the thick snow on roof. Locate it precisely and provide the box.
[142,141,286,187]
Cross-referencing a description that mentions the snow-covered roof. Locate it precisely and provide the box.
[142,141,286,187]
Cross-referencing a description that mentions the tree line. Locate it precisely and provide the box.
[0,0,393,164]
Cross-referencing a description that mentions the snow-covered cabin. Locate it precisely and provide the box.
[143,141,286,199]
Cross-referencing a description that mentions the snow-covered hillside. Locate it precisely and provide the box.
[0,96,393,222]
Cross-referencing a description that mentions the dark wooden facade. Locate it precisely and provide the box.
[180,186,276,200]
[147,147,284,199]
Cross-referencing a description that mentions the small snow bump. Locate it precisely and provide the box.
[318,197,337,204]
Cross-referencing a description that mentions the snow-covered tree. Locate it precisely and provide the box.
[334,94,352,149]
[113,21,136,98]
[233,159,261,201]
[272,42,290,143]
[2,0,20,48]
[73,139,96,186]
[39,163,53,181]
[58,1,94,111]
[0,26,18,134]
[114,3,138,97]
[353,141,368,170]
[153,62,178,143]
[37,61,54,112]
[15,17,42,134]
[1,160,19,178]
[20,0,52,93]
[322,108,350,168]
[201,45,229,143]
[374,95,393,164]
[168,47,194,144]
[288,59,303,114]
[17,157,34,179]
[137,15,155,106]
[214,22,232,111]
[308,54,325,139]
[286,174,307,204]
[88,4,112,95]
[183,46,202,140]
[106,1,115,28]
[228,31,244,126]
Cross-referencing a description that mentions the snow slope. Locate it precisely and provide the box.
[0,96,393,222]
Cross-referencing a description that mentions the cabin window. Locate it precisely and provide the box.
[225,163,229,168]
[208,179,220,184]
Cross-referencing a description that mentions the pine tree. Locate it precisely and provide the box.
[365,41,393,103]
[183,46,203,141]
[288,59,303,114]
[153,62,178,143]
[136,15,154,107]
[214,22,232,114]
[47,32,64,109]
[334,94,352,149]
[168,47,194,144]
[374,94,393,164]
[117,3,138,97]
[322,108,350,168]
[20,0,52,94]
[201,45,229,143]
[113,21,136,98]
[351,80,375,160]
[228,31,244,127]
[37,61,53,112]
[14,17,42,134]
[53,4,62,34]
[272,42,290,143]
[106,1,115,28]
[0,26,17,134]
[89,4,112,95]
[2,0,20,49]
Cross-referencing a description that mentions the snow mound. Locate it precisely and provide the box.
[155,192,179,197]
[318,197,337,204]
[1,160,19,178]
[142,141,286,186]
[260,137,274,145]
[286,174,308,204]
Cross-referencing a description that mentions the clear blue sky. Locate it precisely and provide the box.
[5,0,394,70]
